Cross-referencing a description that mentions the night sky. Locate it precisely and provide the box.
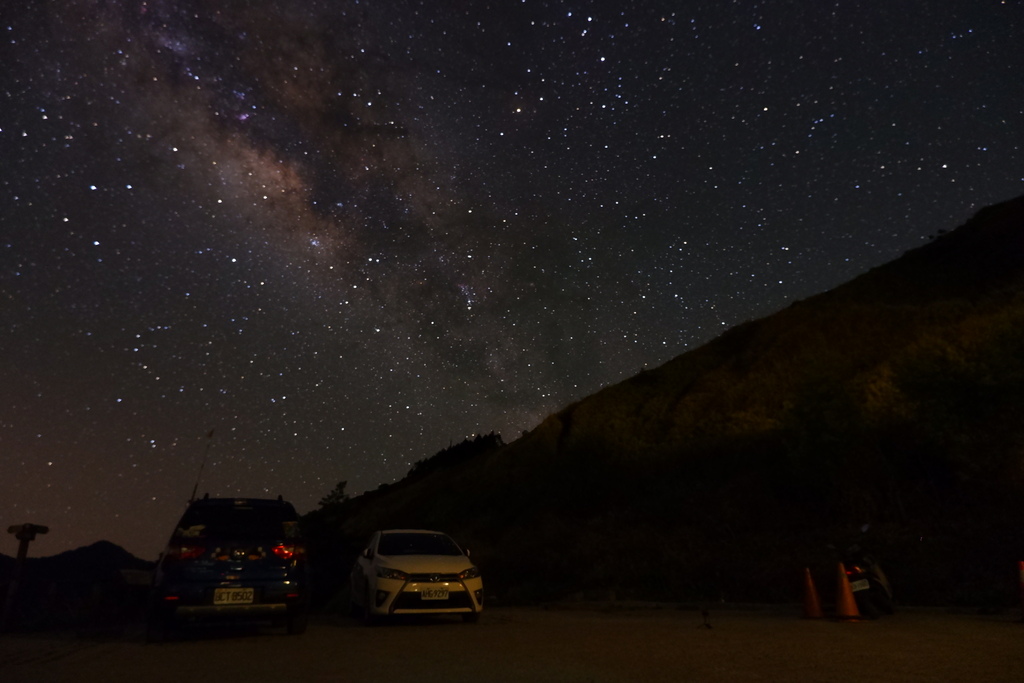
[2,1,1021,560]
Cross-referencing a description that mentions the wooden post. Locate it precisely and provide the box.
[1,523,49,631]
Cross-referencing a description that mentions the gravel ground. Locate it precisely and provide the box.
[2,605,1023,682]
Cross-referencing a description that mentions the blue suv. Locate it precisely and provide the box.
[146,496,309,640]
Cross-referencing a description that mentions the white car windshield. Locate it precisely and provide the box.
[378,533,462,556]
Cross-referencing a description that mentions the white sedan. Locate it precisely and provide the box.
[350,529,484,623]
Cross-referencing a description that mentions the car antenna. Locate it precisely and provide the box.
[189,429,216,503]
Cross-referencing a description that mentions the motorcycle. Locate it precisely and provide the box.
[839,540,894,619]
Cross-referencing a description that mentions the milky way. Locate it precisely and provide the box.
[2,0,1021,558]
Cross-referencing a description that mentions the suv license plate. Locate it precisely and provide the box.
[420,587,449,601]
[214,588,255,605]
[849,579,870,592]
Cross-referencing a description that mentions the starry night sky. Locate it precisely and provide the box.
[2,0,1022,560]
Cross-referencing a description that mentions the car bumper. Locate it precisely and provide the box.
[173,602,290,617]
[152,582,307,621]
[368,577,484,616]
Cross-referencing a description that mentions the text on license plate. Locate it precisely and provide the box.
[214,587,254,605]
[420,587,449,600]
[848,579,870,592]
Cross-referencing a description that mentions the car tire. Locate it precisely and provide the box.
[360,591,378,626]
[144,619,165,643]
[145,606,173,643]
[286,609,308,635]
[348,586,362,619]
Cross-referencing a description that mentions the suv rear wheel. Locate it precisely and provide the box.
[144,602,173,643]
[286,608,308,635]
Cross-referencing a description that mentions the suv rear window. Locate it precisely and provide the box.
[174,503,300,540]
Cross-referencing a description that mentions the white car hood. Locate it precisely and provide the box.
[377,554,473,574]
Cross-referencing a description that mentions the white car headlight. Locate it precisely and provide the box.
[458,566,480,580]
[376,566,408,580]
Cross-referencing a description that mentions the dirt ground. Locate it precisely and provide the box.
[2,605,1023,683]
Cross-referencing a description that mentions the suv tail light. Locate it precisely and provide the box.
[165,544,206,562]
[272,543,305,560]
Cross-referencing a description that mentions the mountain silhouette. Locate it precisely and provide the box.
[0,540,153,583]
[1,541,153,632]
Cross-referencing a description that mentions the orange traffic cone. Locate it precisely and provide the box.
[802,567,823,619]
[835,562,863,621]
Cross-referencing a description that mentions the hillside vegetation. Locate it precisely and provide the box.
[304,195,1024,608]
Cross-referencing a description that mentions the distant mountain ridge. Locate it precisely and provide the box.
[307,194,1024,608]
[0,541,153,632]
[0,540,154,584]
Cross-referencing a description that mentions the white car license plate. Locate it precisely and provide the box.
[214,587,254,605]
[849,579,870,592]
[420,587,449,600]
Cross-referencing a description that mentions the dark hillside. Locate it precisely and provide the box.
[833,195,1024,304]
[306,194,1024,608]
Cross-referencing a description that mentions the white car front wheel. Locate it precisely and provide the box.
[360,588,379,625]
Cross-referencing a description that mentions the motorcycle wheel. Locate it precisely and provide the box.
[854,591,883,619]
[869,580,895,615]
